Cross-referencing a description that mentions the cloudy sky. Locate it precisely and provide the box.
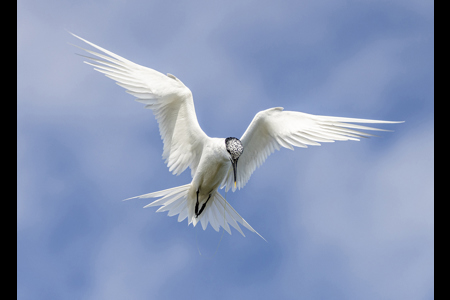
[18,0,433,299]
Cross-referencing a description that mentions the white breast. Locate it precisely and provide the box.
[190,138,230,201]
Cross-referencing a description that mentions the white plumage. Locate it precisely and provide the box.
[71,33,402,240]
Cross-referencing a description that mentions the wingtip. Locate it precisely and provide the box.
[256,231,268,243]
[64,28,73,35]
[247,224,267,242]
[123,196,139,201]
[67,30,83,40]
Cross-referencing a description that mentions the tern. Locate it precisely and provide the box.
[70,33,402,239]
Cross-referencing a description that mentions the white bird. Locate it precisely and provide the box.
[70,33,402,239]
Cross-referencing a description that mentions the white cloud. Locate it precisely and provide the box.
[86,222,190,299]
[306,37,408,113]
[284,120,433,299]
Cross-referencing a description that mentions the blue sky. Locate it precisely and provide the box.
[18,0,433,299]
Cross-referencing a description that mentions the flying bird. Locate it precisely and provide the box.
[70,33,402,239]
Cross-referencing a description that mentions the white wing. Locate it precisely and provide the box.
[70,33,209,176]
[223,107,403,192]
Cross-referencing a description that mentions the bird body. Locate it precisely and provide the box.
[189,138,231,217]
[193,138,229,192]
[70,32,402,239]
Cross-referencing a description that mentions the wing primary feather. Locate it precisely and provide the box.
[330,122,393,132]
[319,124,374,138]
[292,132,321,146]
[83,61,130,76]
[275,136,294,150]
[116,82,152,93]
[283,135,308,148]
[69,33,136,66]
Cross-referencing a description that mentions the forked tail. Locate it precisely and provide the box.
[125,184,265,241]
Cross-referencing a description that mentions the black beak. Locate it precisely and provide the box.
[232,158,238,188]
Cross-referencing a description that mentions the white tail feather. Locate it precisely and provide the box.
[125,184,265,241]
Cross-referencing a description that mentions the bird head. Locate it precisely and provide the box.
[225,137,244,188]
